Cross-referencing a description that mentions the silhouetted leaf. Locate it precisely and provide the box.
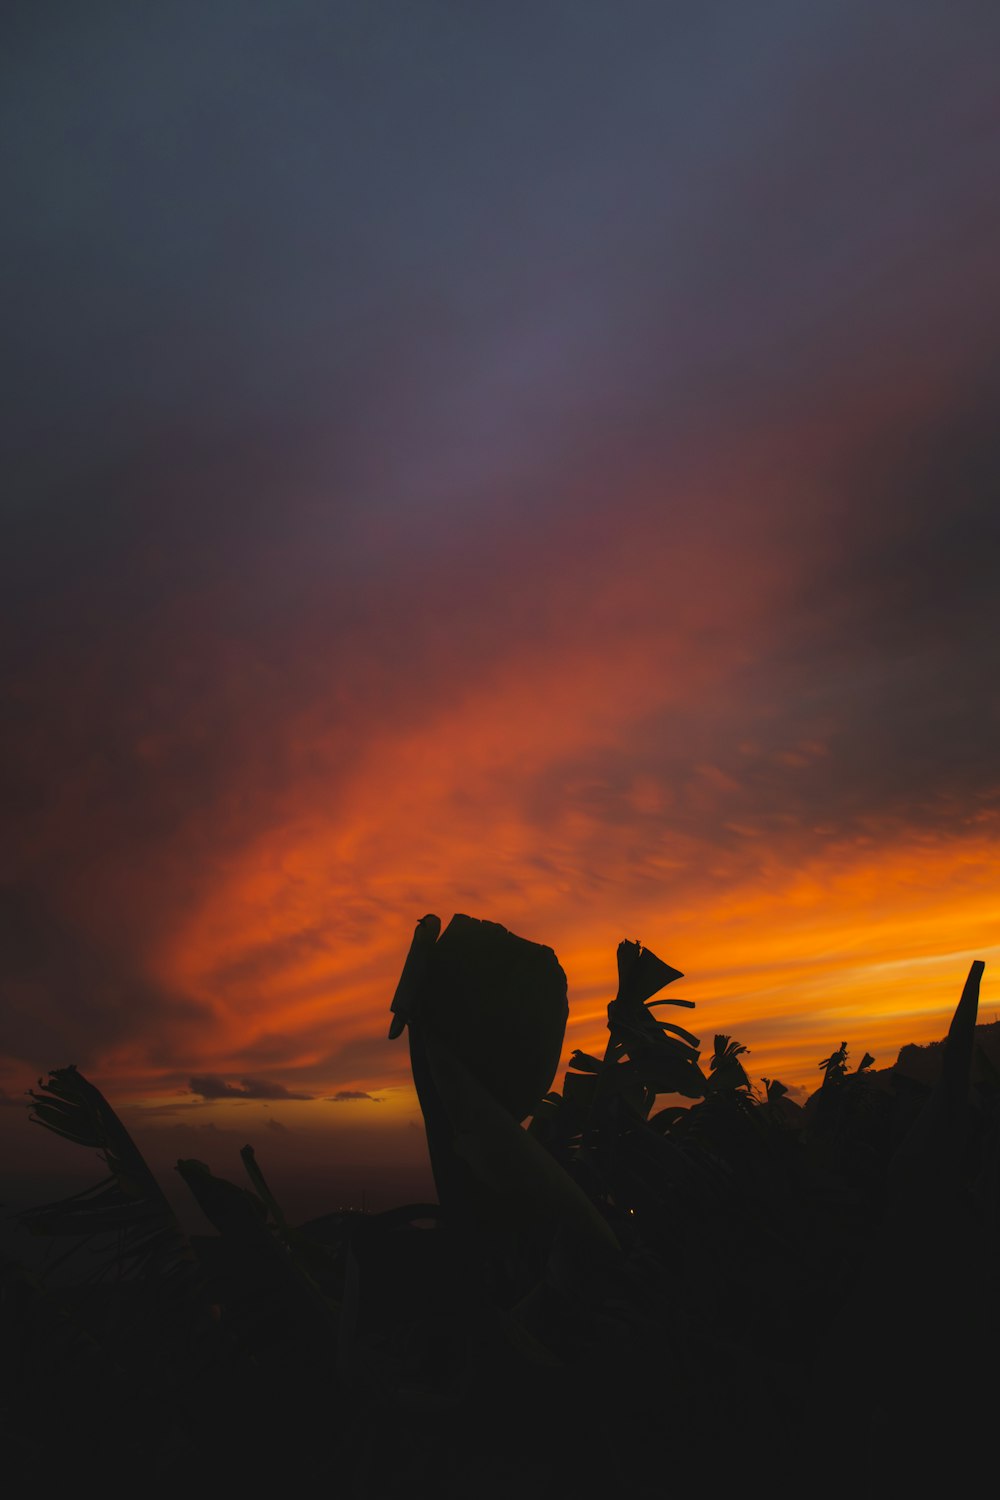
[708,1035,752,1092]
[819,1042,849,1087]
[648,1105,689,1132]
[568,1051,604,1073]
[940,960,984,1122]
[177,1159,340,1353]
[614,940,684,1008]
[240,1144,287,1230]
[424,914,569,1121]
[390,913,571,1210]
[177,1159,268,1234]
[562,1069,600,1131]
[891,960,985,1192]
[23,1067,197,1284]
[605,942,704,1099]
[657,1020,701,1047]
[423,1035,620,1275]
[389,913,442,1038]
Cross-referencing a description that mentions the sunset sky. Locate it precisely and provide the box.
[3,3,998,1215]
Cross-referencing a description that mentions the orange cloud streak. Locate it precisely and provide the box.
[152,643,998,1104]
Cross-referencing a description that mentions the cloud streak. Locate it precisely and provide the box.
[188,1076,313,1102]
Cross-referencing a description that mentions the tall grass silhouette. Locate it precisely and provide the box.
[3,916,995,1491]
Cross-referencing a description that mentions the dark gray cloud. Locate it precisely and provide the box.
[325,1091,383,1104]
[188,1075,312,1101]
[135,1099,210,1117]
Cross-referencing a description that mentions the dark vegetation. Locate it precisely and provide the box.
[3,914,997,1491]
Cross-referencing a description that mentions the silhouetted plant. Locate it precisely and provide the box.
[6,929,995,1489]
[819,1040,850,1087]
[23,1065,198,1286]
[707,1033,752,1092]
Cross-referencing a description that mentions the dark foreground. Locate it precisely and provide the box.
[3,919,997,1492]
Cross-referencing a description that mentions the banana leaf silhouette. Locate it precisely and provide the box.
[819,1041,849,1087]
[24,1065,198,1286]
[606,940,706,1097]
[890,958,985,1194]
[389,913,618,1277]
[176,1157,341,1361]
[707,1034,752,1092]
[390,912,568,1120]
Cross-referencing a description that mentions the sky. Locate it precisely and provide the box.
[2,2,999,1217]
